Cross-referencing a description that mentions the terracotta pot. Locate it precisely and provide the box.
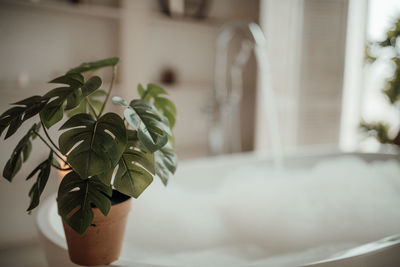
[62,191,131,266]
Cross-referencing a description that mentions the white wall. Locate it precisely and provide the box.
[260,0,348,150]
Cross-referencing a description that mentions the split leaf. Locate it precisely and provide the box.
[113,130,155,198]
[155,144,177,185]
[59,113,127,178]
[123,99,169,152]
[58,171,112,235]
[138,83,177,128]
[3,123,40,182]
[40,74,102,128]
[0,96,47,139]
[26,152,53,211]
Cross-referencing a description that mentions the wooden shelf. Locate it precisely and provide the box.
[1,0,121,20]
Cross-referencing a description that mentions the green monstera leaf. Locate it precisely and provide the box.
[112,96,170,153]
[67,57,119,74]
[3,123,40,181]
[0,96,48,139]
[138,83,177,128]
[26,152,53,212]
[58,113,127,179]
[58,171,112,235]
[155,145,177,186]
[40,73,102,128]
[113,130,155,198]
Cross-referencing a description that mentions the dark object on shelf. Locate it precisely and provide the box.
[158,0,171,16]
[185,0,210,19]
[158,0,210,20]
[160,67,177,85]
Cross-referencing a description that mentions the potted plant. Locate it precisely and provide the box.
[0,57,177,266]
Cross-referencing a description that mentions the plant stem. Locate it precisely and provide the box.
[40,119,60,151]
[86,97,99,119]
[98,65,117,117]
[33,130,70,168]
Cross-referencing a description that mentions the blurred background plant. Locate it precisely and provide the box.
[362,17,400,151]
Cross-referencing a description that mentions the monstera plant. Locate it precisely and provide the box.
[0,57,177,265]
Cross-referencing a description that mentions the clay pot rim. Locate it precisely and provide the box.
[89,190,132,219]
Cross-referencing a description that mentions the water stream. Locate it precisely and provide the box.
[213,21,284,169]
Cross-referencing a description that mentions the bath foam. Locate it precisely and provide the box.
[124,156,400,266]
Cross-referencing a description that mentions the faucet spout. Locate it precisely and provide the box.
[211,21,284,169]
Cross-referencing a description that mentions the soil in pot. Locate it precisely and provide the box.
[62,190,131,266]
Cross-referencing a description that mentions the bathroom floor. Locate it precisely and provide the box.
[0,242,47,267]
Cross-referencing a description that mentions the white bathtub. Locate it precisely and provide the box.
[37,151,400,267]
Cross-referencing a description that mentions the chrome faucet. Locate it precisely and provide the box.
[210,21,283,168]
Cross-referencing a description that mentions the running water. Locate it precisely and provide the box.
[213,22,284,169]
[251,22,284,170]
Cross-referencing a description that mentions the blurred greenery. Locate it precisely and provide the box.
[362,17,400,149]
